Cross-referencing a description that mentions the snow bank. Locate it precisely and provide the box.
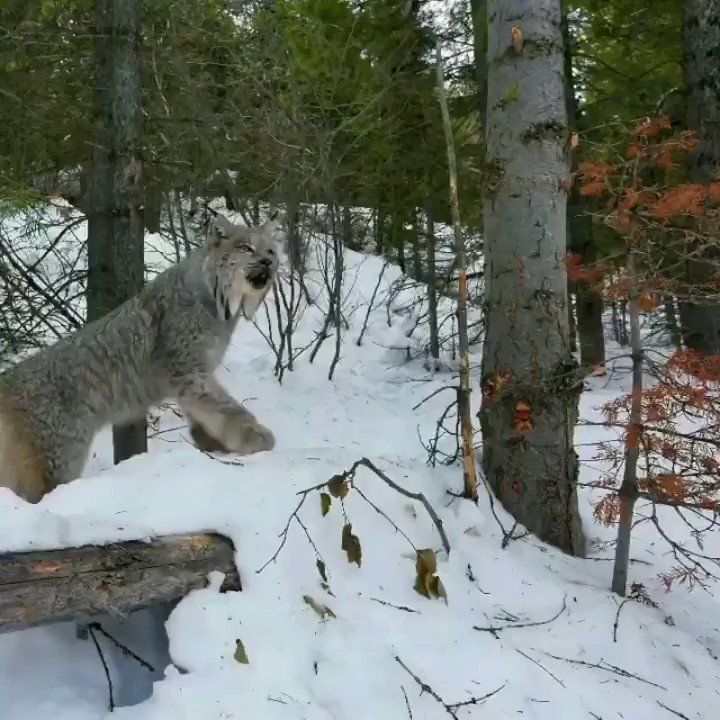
[0,212,717,720]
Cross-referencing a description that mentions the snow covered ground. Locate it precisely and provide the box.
[0,209,718,720]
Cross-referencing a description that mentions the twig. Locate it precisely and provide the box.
[353,458,450,555]
[401,686,413,720]
[516,649,566,688]
[536,650,667,690]
[473,595,567,635]
[89,623,156,672]
[613,598,630,642]
[657,700,691,720]
[367,596,420,614]
[449,684,505,711]
[412,385,458,412]
[353,485,417,551]
[255,495,309,573]
[357,260,389,346]
[395,656,503,719]
[256,458,450,574]
[88,625,115,712]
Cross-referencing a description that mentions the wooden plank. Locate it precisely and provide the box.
[0,533,240,634]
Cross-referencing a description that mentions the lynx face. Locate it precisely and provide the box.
[207,211,285,321]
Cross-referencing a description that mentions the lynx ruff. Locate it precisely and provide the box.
[0,212,285,503]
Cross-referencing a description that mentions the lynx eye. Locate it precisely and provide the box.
[234,242,253,252]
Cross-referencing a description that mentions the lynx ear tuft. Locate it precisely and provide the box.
[207,215,233,249]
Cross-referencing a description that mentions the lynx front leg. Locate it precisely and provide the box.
[177,376,275,456]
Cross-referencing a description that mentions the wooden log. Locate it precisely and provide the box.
[0,533,240,634]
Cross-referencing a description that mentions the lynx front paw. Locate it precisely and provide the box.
[222,418,275,455]
[238,421,276,454]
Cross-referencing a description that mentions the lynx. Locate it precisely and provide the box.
[0,211,284,503]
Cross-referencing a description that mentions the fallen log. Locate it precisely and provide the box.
[0,533,240,634]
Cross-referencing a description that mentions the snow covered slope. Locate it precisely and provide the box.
[0,215,718,720]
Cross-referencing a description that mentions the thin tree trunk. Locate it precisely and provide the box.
[479,0,585,556]
[469,0,488,128]
[567,278,577,353]
[576,244,606,369]
[375,208,384,255]
[87,0,114,324]
[328,206,344,381]
[563,6,604,370]
[411,211,423,282]
[88,0,147,463]
[286,185,302,273]
[663,296,683,350]
[611,252,642,596]
[436,41,478,502]
[425,200,440,365]
[678,0,720,355]
[111,0,147,462]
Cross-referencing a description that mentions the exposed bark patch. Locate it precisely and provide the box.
[523,121,567,144]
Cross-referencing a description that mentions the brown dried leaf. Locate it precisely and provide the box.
[233,638,250,664]
[320,492,332,516]
[341,523,362,567]
[327,474,350,499]
[414,548,447,603]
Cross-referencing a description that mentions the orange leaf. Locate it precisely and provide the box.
[633,115,671,137]
[637,294,657,312]
[580,180,606,197]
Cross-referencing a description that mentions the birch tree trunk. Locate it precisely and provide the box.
[87,0,147,463]
[678,0,720,356]
[479,0,585,555]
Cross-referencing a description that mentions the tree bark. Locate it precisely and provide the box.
[88,0,147,463]
[479,0,585,556]
[0,534,240,634]
[678,0,720,355]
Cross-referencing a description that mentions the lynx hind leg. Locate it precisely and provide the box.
[0,402,47,503]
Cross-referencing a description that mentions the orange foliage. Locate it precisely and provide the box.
[637,294,657,312]
[593,494,620,526]
[580,180,606,197]
[666,349,720,382]
[652,184,707,218]
[565,253,610,284]
[633,115,671,137]
[646,473,687,503]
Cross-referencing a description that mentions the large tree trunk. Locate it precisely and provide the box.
[479,0,585,556]
[87,0,147,463]
[678,0,720,355]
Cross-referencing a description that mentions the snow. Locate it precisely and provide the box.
[1,210,718,720]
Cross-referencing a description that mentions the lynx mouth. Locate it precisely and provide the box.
[247,271,270,289]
